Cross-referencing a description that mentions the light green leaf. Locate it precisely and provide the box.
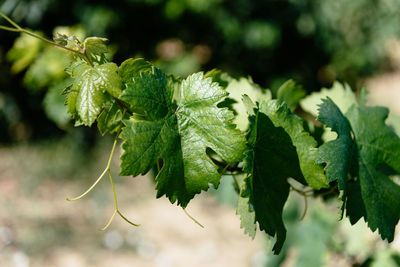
[262,100,328,189]
[68,62,121,126]
[24,47,70,91]
[346,105,400,242]
[43,79,72,126]
[224,77,271,131]
[300,81,356,116]
[83,37,108,64]
[387,115,400,136]
[120,69,246,207]
[6,32,42,73]
[236,171,256,238]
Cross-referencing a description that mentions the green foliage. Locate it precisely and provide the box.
[3,17,400,256]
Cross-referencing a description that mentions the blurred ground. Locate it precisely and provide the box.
[0,139,266,267]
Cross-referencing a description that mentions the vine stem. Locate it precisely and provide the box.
[0,11,94,67]
[99,171,139,231]
[66,131,120,201]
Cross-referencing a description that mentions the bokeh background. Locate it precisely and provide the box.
[1,0,400,266]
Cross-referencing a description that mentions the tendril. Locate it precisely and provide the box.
[300,195,308,221]
[99,170,139,231]
[183,208,204,228]
[66,131,119,201]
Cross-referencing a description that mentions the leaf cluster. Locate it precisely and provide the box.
[5,27,400,255]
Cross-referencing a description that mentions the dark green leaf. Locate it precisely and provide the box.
[346,105,400,241]
[316,98,356,187]
[119,68,170,120]
[262,100,328,189]
[239,100,305,254]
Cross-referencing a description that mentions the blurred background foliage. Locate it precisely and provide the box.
[1,0,400,142]
[1,0,400,266]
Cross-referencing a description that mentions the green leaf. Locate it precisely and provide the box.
[68,62,122,126]
[97,100,126,135]
[239,100,306,254]
[119,67,170,120]
[346,105,400,242]
[277,79,306,111]
[24,46,70,91]
[236,171,256,239]
[120,69,246,207]
[262,100,329,189]
[43,79,72,126]
[300,81,356,117]
[83,37,108,64]
[387,115,400,136]
[316,98,356,186]
[119,58,152,84]
[224,77,271,131]
[204,69,230,89]
[6,32,42,73]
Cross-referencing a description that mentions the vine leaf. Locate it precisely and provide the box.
[119,67,170,120]
[6,32,43,73]
[277,79,306,111]
[119,58,153,84]
[236,172,256,239]
[97,100,126,135]
[345,105,400,242]
[300,81,356,117]
[262,100,329,189]
[119,68,246,207]
[83,37,108,64]
[67,62,122,126]
[223,77,271,131]
[316,98,356,195]
[239,99,306,254]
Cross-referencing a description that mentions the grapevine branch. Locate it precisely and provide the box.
[0,11,94,67]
